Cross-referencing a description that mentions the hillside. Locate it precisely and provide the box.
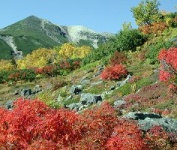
[0,1,177,148]
[0,15,111,59]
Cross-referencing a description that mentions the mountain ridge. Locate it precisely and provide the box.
[0,15,113,59]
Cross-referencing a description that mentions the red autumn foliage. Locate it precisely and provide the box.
[35,65,56,76]
[74,102,118,150]
[106,119,148,150]
[0,99,177,149]
[158,47,177,93]
[101,64,128,80]
[59,60,81,70]
[0,98,81,149]
[145,126,170,149]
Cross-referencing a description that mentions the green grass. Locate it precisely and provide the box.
[0,39,13,59]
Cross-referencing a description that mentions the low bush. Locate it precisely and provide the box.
[146,40,173,64]
[158,47,177,93]
[109,51,127,66]
[100,64,128,80]
[140,22,167,35]
[0,99,176,149]
[115,29,147,51]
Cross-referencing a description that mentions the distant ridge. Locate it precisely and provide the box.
[0,15,113,59]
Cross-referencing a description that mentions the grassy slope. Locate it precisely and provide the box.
[0,27,177,118]
[0,39,13,59]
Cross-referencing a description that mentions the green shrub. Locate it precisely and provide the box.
[81,38,116,65]
[8,69,36,82]
[115,29,147,51]
[0,71,11,83]
[81,29,147,65]
[146,40,173,64]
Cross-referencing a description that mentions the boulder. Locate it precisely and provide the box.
[80,93,102,105]
[66,102,83,111]
[5,100,14,110]
[20,88,32,97]
[70,85,83,95]
[124,112,177,133]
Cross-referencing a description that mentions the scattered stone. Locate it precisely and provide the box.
[14,89,20,95]
[5,100,14,110]
[33,85,42,94]
[80,79,90,85]
[117,74,132,87]
[91,81,103,86]
[110,85,116,90]
[94,65,104,77]
[57,94,64,102]
[114,100,126,108]
[66,95,73,101]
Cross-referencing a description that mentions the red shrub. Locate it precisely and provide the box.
[0,98,81,149]
[159,70,171,82]
[35,65,56,76]
[1,98,176,149]
[158,47,177,93]
[145,126,170,149]
[74,102,118,150]
[101,64,128,80]
[106,119,148,150]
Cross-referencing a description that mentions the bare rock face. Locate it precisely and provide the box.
[0,35,23,59]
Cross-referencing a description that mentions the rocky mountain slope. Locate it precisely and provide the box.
[0,16,112,59]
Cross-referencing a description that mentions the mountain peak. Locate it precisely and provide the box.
[24,15,42,21]
[0,16,112,59]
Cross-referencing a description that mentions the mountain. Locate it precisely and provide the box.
[0,15,112,59]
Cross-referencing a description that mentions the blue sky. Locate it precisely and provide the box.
[0,0,176,33]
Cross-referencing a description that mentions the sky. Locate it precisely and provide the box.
[0,0,176,33]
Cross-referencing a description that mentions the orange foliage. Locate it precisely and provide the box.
[140,22,167,35]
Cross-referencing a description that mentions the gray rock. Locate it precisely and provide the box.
[80,93,102,105]
[80,79,90,85]
[117,81,126,87]
[57,94,64,102]
[70,85,83,95]
[110,86,116,90]
[124,112,177,133]
[117,74,132,87]
[91,81,103,86]
[94,65,104,77]
[33,85,42,94]
[14,89,20,95]
[5,100,14,110]
[20,88,32,97]
[114,100,126,108]
[66,102,83,111]
[66,103,78,110]
[66,95,73,101]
